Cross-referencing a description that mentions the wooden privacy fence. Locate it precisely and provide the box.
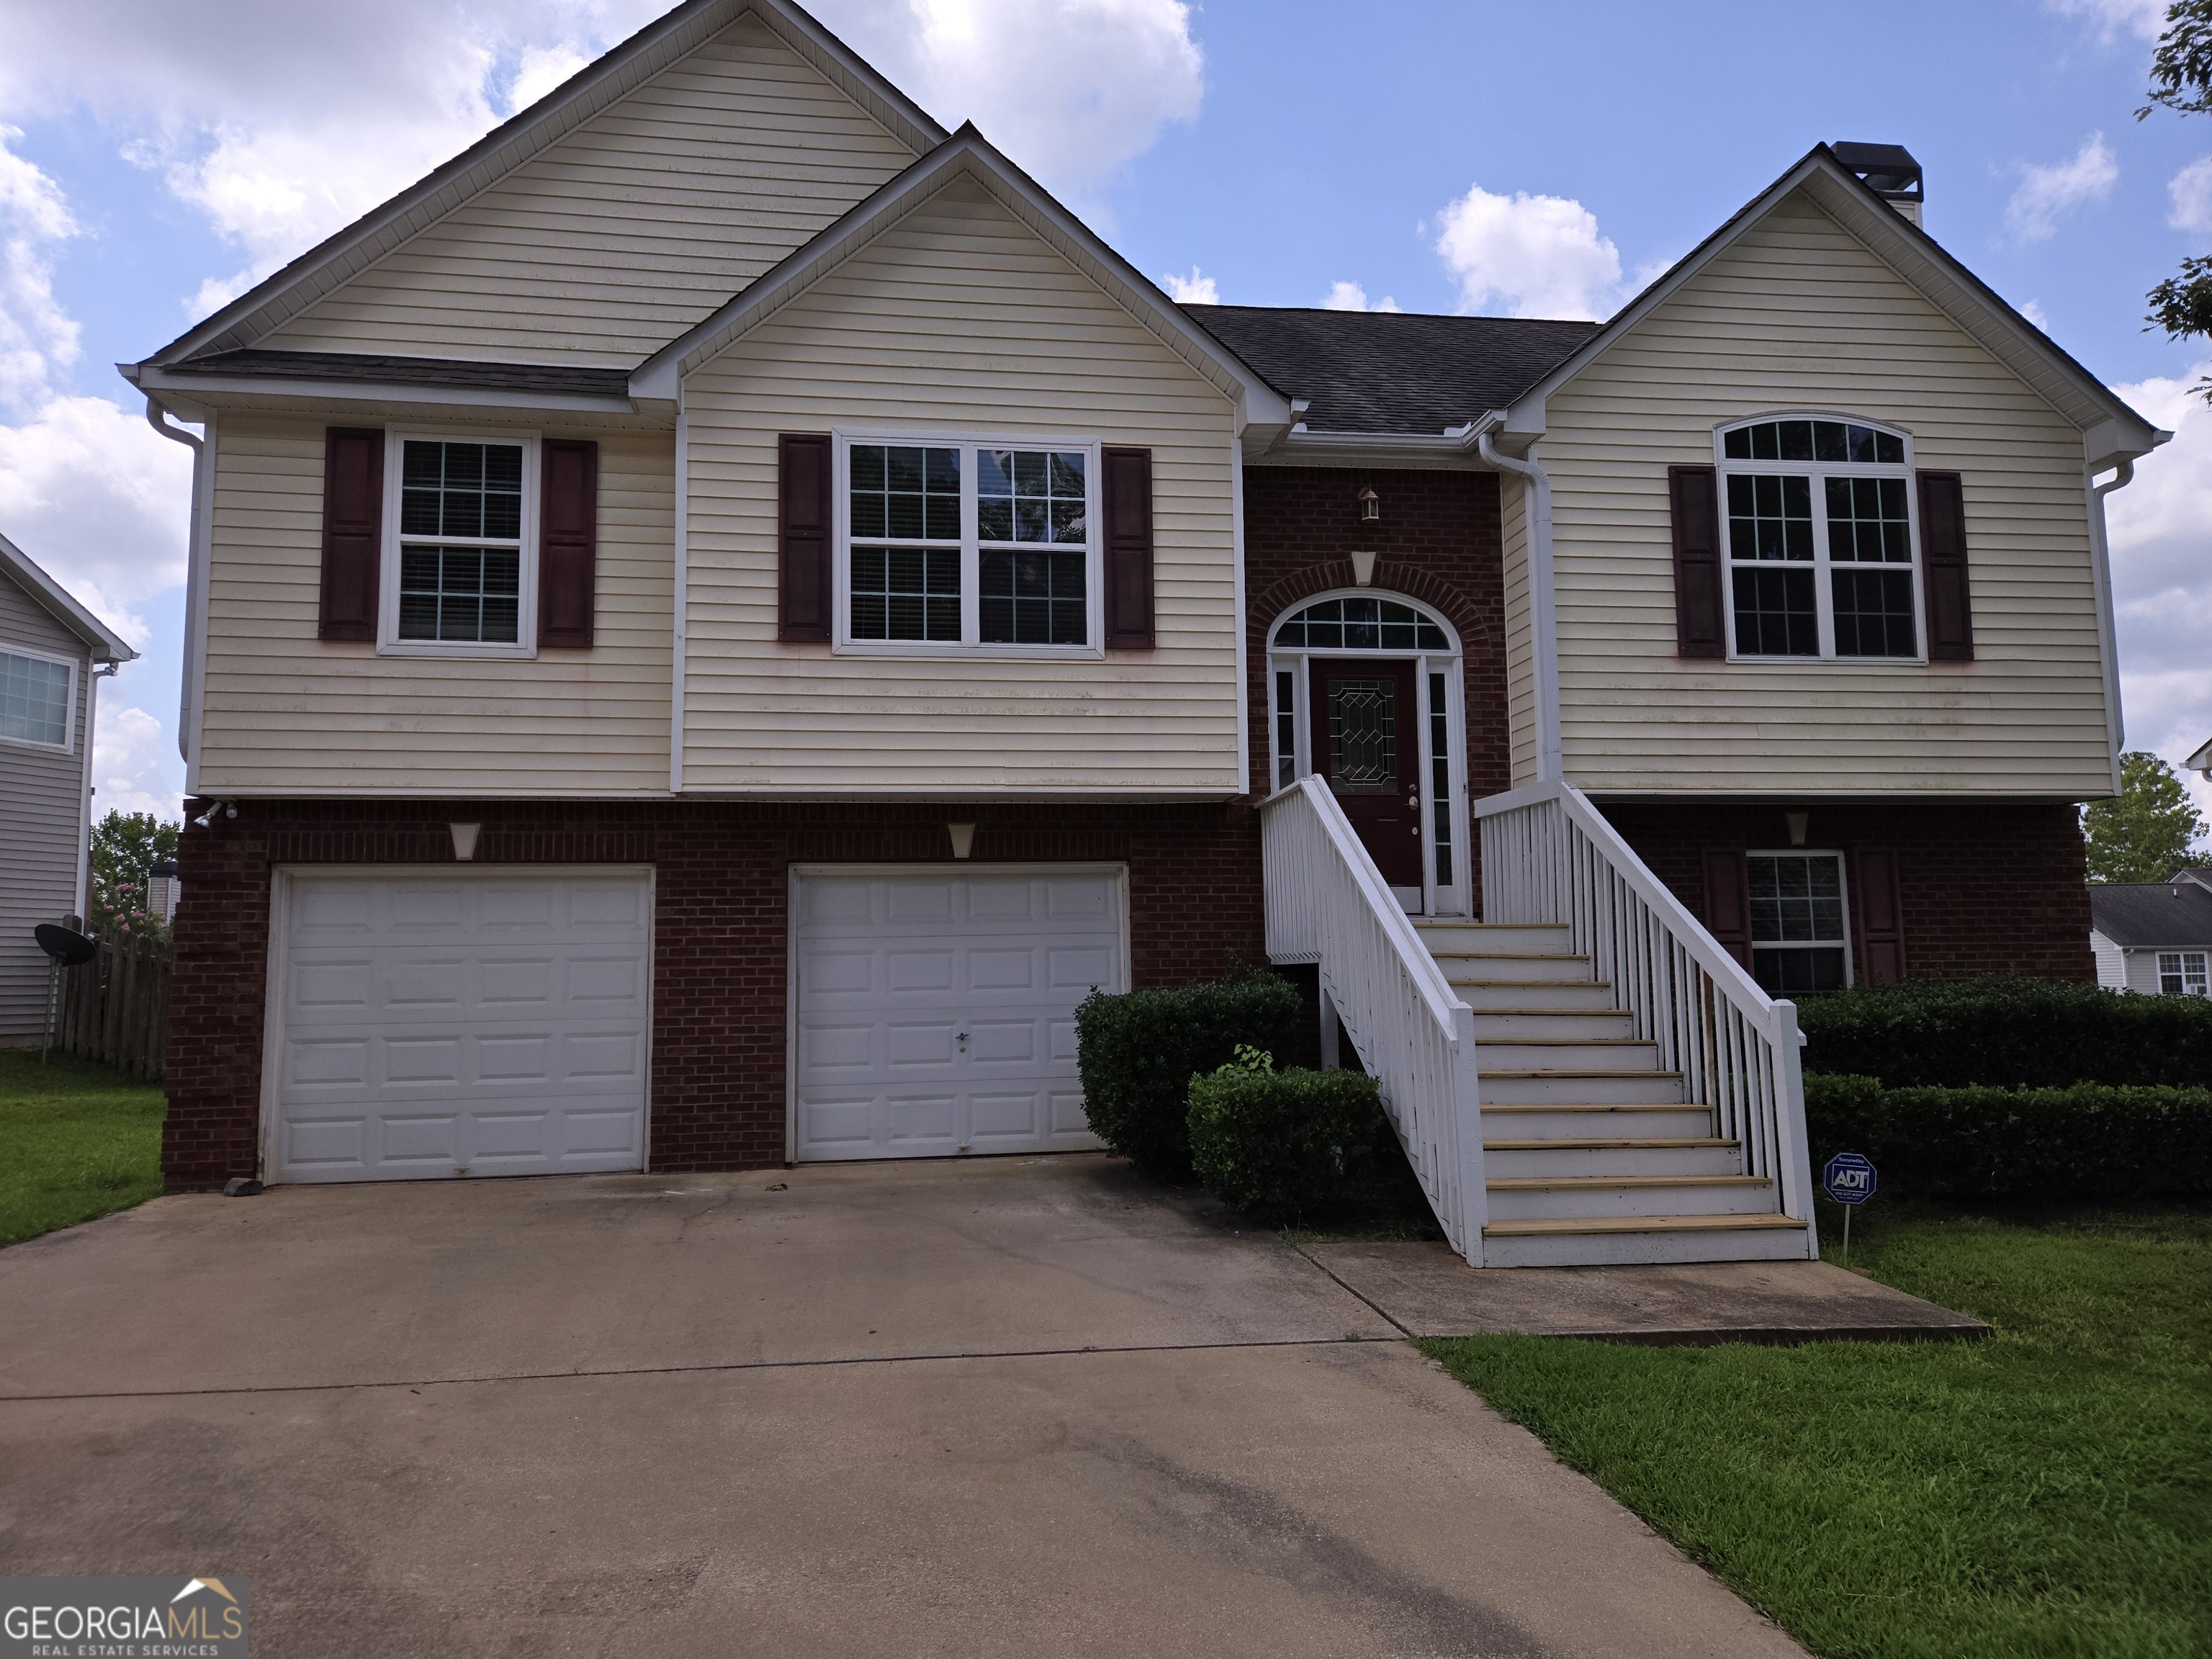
[50,932,171,1080]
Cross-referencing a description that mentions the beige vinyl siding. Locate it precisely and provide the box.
[1543,190,2113,799]
[680,175,1240,794]
[194,415,673,796]
[0,578,90,1041]
[1498,473,1538,788]
[261,13,914,366]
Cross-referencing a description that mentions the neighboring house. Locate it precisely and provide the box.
[2090,874,2212,995]
[148,860,181,927]
[0,532,137,1046]
[121,2,2165,1265]
[2189,736,2211,781]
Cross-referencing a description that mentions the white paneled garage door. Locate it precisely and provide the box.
[793,866,1125,1161]
[270,868,652,1183]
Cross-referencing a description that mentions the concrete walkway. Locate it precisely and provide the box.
[0,1156,1809,1657]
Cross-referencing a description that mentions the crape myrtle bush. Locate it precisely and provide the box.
[1188,1052,1390,1224]
[1796,976,2212,1089]
[1074,971,1304,1179]
[1805,1074,2212,1200]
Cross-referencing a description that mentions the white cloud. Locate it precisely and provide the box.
[2006,133,2118,243]
[0,130,79,415]
[2103,361,2212,823]
[1321,280,1401,313]
[1432,181,1624,320]
[2170,156,2212,233]
[2020,297,2053,330]
[510,44,593,112]
[2047,0,2166,40]
[1161,266,1217,304]
[91,704,182,819]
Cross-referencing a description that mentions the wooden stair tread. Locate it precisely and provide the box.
[1481,1102,1709,1114]
[1482,1136,1735,1151]
[1483,1213,1807,1238]
[1486,1174,1772,1191]
[1428,951,1591,961]
[1478,1068,1684,1080]
[1447,979,1614,990]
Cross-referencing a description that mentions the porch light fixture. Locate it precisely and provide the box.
[450,822,482,860]
[948,823,976,859]
[1357,485,1380,521]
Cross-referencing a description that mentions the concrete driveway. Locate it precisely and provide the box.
[0,1156,1804,1658]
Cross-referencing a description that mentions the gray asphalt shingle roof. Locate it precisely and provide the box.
[2088,881,2212,949]
[1188,306,1600,435]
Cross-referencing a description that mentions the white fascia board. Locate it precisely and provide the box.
[632,132,1292,428]
[127,364,637,418]
[2188,736,2212,773]
[0,530,136,662]
[1251,427,1487,469]
[136,0,945,369]
[1504,148,2165,460]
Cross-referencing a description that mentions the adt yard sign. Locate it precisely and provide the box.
[1822,1151,1877,1205]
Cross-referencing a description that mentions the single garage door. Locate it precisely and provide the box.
[793,866,1125,1161]
[271,868,652,1182]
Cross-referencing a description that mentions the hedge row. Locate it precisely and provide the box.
[1796,976,2212,1089]
[1188,1055,1389,1224]
[1804,1073,2212,1200]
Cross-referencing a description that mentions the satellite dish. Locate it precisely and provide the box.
[35,924,96,967]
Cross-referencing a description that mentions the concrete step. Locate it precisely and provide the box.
[1428,953,1599,984]
[1482,1139,1745,1179]
[1450,979,1617,1011]
[1467,1008,1639,1041]
[1484,1174,1776,1220]
[1473,1037,1662,1072]
[1479,1212,1812,1269]
[1480,1102,1714,1138]
[1477,1068,1687,1105]
[1413,922,1572,954]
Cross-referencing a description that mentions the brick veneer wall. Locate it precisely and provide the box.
[1241,466,1511,894]
[1593,799,2096,982]
[165,798,1263,1189]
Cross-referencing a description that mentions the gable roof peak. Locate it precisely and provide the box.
[0,531,136,662]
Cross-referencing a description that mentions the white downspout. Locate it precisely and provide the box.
[670,390,688,796]
[1476,426,1563,781]
[2085,459,2134,796]
[145,395,211,790]
[80,660,117,921]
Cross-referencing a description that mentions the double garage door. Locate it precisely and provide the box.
[269,865,1121,1182]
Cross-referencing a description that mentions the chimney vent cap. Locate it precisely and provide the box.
[1832,141,1923,202]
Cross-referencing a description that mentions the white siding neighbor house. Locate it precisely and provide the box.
[122,6,2164,1267]
[2090,871,2212,995]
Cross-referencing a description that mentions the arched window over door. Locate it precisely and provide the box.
[1268,591,1467,917]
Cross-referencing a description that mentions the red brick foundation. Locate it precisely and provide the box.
[165,797,1264,1190]
[1592,799,2095,984]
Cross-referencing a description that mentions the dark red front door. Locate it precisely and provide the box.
[1308,657,1424,889]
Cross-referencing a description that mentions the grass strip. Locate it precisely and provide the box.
[0,1050,166,1247]
[1419,1206,2212,1659]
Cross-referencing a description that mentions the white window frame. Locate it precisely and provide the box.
[831,428,1105,660]
[1716,412,1925,665]
[1265,589,1470,919]
[0,641,79,753]
[2158,950,2210,996]
[1745,848,1854,992]
[377,426,540,659]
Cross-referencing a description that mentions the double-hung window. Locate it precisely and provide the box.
[839,435,1100,655]
[1719,416,1921,662]
[0,646,74,750]
[382,431,537,656]
[1746,850,1851,995]
[2159,951,2210,996]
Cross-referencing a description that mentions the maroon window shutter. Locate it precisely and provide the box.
[1917,471,1974,661]
[538,438,598,649]
[1668,465,1726,659]
[1102,445,1154,649]
[778,433,833,643]
[318,427,384,642]
[1852,848,1907,985]
[1700,848,1753,970]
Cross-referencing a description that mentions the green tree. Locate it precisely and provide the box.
[88,810,180,940]
[2141,1,2212,383]
[2082,750,2208,882]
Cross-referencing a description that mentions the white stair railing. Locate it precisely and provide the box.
[1475,778,1819,1252]
[1259,775,1486,1262]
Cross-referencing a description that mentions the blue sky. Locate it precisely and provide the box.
[0,0,2206,822]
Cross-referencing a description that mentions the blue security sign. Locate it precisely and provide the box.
[1822,1151,1877,1205]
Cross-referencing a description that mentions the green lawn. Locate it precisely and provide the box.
[0,1050,166,1247]
[1421,1205,2211,1659]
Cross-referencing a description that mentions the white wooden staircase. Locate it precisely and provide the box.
[1417,919,1809,1267]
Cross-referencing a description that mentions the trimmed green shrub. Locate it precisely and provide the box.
[1804,1072,2212,1200]
[1796,976,2212,1089]
[1188,1051,1390,1223]
[1074,971,1305,1178]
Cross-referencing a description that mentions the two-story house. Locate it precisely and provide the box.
[125,0,2164,1266]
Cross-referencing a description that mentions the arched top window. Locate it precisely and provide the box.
[1271,594,1451,652]
[1720,415,1907,467]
